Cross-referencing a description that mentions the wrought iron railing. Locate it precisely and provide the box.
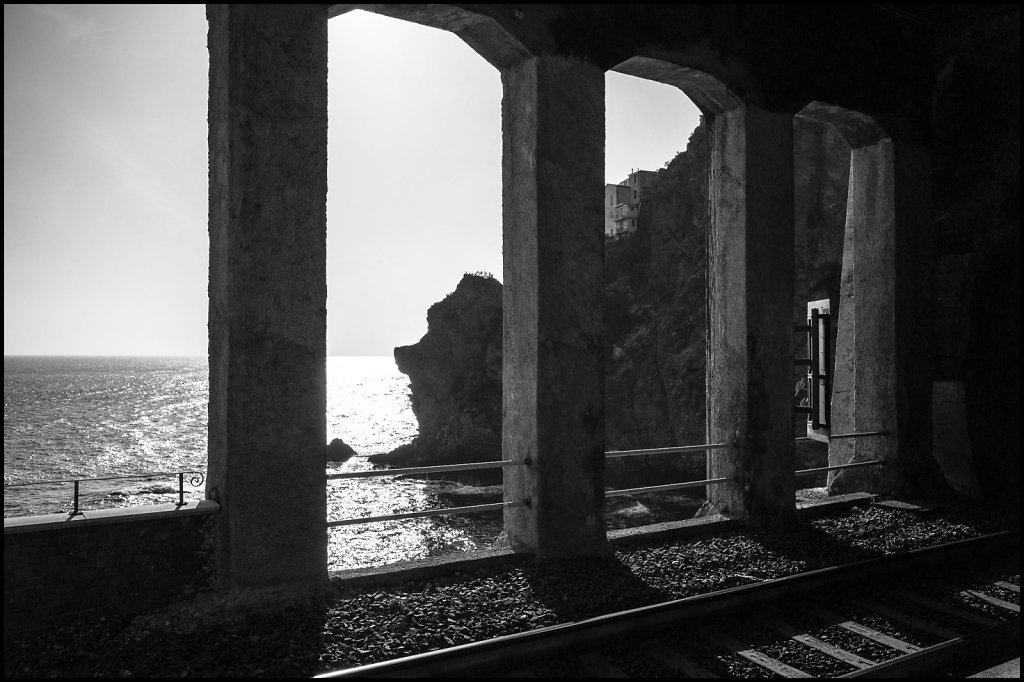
[4,471,205,518]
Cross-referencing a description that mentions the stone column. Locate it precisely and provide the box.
[501,55,608,557]
[207,4,328,590]
[706,105,796,522]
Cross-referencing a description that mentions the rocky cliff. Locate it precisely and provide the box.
[369,273,502,482]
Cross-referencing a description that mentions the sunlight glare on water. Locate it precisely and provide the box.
[3,356,503,571]
[325,356,501,571]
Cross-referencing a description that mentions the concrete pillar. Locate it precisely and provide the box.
[827,138,939,497]
[706,105,796,522]
[207,4,328,590]
[827,140,897,494]
[501,55,608,557]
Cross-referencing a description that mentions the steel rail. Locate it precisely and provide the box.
[326,500,527,527]
[795,430,888,442]
[327,461,881,525]
[315,530,1018,678]
[604,477,730,498]
[609,431,887,460]
[3,470,205,487]
[795,460,884,476]
[606,443,729,458]
[327,460,520,480]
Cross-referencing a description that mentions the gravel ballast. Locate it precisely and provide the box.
[3,498,1018,678]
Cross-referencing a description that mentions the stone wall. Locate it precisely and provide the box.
[930,5,1020,502]
[4,503,217,635]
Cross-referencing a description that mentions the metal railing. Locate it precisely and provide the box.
[327,460,517,480]
[327,501,528,527]
[605,477,731,499]
[325,431,888,526]
[794,459,885,477]
[5,432,886,524]
[604,431,886,499]
[606,442,730,458]
[326,460,526,526]
[4,471,205,518]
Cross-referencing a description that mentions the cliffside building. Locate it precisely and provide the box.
[604,169,658,238]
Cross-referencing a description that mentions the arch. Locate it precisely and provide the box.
[324,4,610,558]
[797,101,889,150]
[610,55,742,115]
[328,4,530,69]
[322,8,505,569]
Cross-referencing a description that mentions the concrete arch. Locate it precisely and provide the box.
[610,55,742,115]
[797,101,890,150]
[324,5,610,558]
[328,4,530,69]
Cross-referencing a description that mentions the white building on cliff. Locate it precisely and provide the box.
[604,169,658,239]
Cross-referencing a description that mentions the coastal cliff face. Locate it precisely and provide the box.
[369,273,502,480]
[380,121,854,488]
[601,125,710,486]
[605,124,709,453]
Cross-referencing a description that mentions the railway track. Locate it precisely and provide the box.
[316,531,1019,678]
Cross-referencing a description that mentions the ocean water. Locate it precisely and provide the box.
[3,355,502,571]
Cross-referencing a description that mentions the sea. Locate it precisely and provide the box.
[3,355,503,572]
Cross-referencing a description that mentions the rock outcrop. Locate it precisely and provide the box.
[370,273,502,482]
[326,437,357,463]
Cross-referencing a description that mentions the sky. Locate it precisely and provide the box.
[4,5,700,357]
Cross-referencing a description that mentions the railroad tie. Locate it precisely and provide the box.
[703,629,814,678]
[959,589,1019,614]
[858,599,963,640]
[923,574,1021,614]
[886,587,1003,627]
[756,615,876,670]
[805,607,922,654]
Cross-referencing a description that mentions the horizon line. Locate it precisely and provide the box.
[3,353,399,359]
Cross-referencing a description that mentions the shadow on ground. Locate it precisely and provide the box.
[4,592,333,678]
[520,554,671,621]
